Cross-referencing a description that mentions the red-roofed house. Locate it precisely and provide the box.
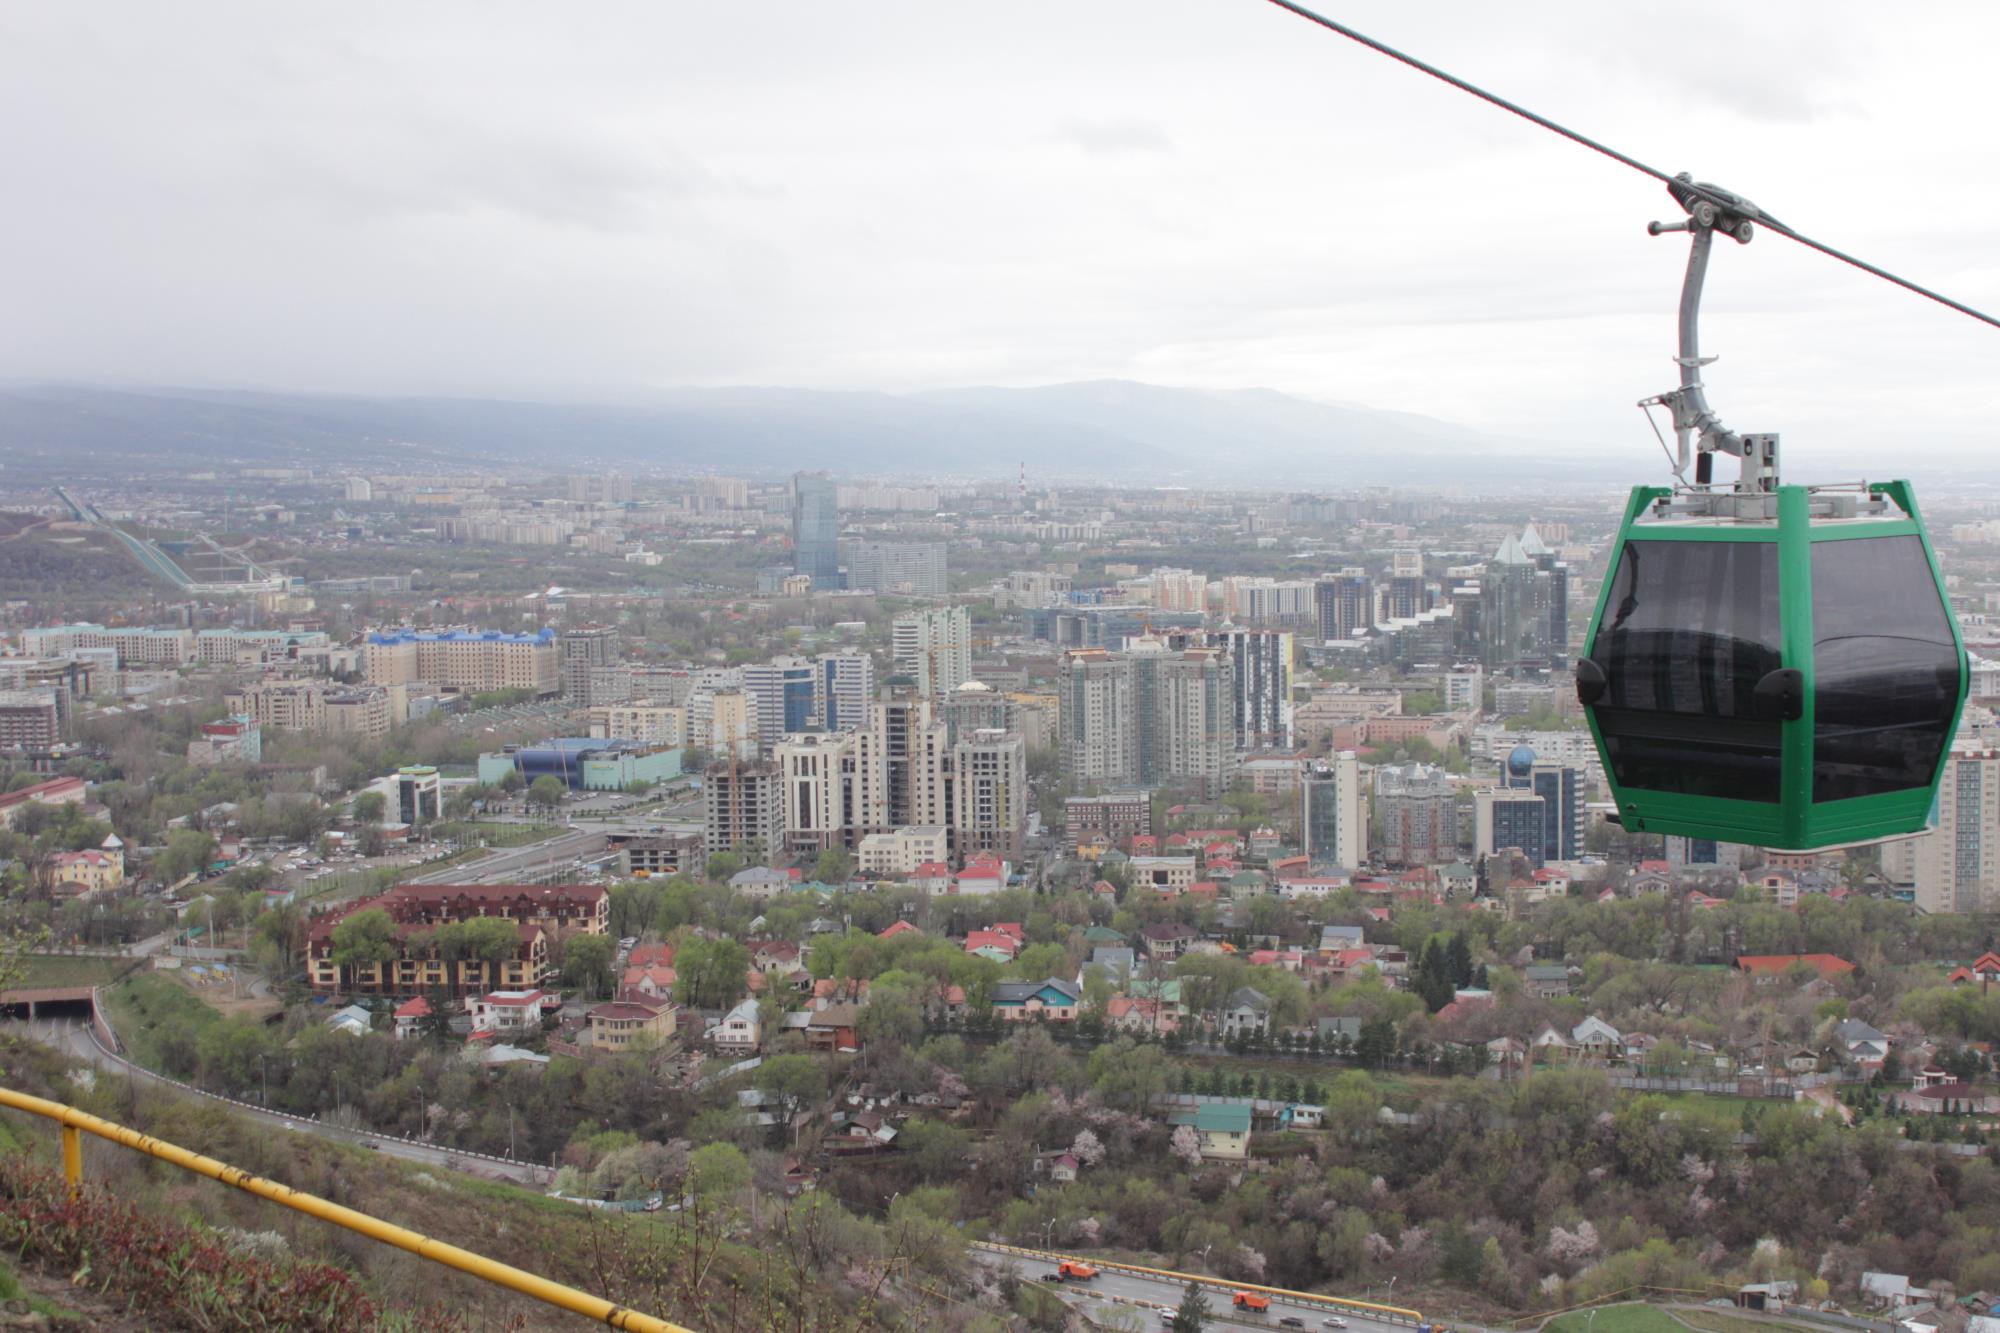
[393,996,431,1041]
[622,963,676,1001]
[1107,995,1180,1036]
[1129,835,1160,856]
[965,929,1019,958]
[627,941,676,970]
[1734,953,1856,981]
[911,862,953,893]
[877,920,923,941]
[0,776,85,829]
[953,854,1007,895]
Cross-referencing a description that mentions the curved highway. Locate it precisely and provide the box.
[8,1016,545,1185]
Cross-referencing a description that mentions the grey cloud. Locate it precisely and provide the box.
[1055,116,1173,155]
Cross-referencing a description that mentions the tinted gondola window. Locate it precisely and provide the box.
[1812,535,1960,802]
[1592,539,1784,800]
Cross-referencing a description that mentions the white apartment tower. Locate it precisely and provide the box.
[892,606,972,698]
[1890,740,2000,913]
[953,729,1028,860]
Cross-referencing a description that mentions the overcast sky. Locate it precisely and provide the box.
[3,2,1997,464]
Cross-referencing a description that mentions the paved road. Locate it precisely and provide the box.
[406,830,609,884]
[7,1016,546,1185]
[971,1244,1426,1333]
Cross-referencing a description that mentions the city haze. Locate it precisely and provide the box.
[2,2,1998,470]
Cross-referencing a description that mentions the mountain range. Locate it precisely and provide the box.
[0,380,1618,485]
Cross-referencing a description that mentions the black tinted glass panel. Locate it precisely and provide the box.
[1592,539,1783,801]
[1812,535,1960,802]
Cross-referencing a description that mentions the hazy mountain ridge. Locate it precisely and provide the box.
[0,380,1617,482]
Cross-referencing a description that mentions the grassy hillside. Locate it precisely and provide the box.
[0,1039,1003,1332]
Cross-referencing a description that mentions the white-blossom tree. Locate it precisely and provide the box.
[1170,1123,1203,1167]
[1070,1128,1106,1167]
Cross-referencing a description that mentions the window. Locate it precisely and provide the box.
[1591,539,1784,800]
[1811,535,1959,802]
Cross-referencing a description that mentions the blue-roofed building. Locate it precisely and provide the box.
[364,626,559,696]
[478,738,682,791]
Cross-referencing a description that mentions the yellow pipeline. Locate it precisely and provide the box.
[0,1087,690,1333]
[980,1242,1426,1322]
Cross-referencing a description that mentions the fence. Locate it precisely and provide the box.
[0,1086,686,1333]
[976,1241,1427,1324]
[78,989,542,1181]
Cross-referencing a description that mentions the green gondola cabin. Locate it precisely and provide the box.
[1577,480,1967,850]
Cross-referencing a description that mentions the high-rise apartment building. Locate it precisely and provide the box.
[1057,640,1236,797]
[850,689,952,836]
[775,731,859,856]
[790,472,841,589]
[1215,627,1294,749]
[0,691,62,750]
[1058,650,1135,786]
[892,606,972,697]
[1383,550,1431,621]
[1480,527,1570,670]
[1132,638,1236,797]
[1894,741,2000,913]
[1374,763,1456,866]
[22,624,194,667]
[226,678,327,732]
[953,728,1028,860]
[814,649,876,731]
[559,626,619,703]
[1300,752,1363,871]
[588,704,687,747]
[705,759,784,862]
[1315,569,1374,643]
[940,680,1012,747]
[1149,568,1209,614]
[1475,787,1545,862]
[1443,664,1484,712]
[364,629,559,696]
[847,541,948,598]
[1480,744,1582,866]
[742,657,816,745]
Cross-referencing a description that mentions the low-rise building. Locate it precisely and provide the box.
[1167,1101,1253,1160]
[468,988,559,1036]
[857,826,951,877]
[587,999,677,1052]
[711,997,762,1053]
[991,977,1081,1022]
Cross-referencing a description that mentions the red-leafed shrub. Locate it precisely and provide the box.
[0,1161,465,1332]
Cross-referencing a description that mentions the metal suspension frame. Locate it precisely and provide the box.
[1637,174,1884,524]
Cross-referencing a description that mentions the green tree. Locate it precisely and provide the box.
[329,907,398,972]
[1171,1281,1210,1333]
[156,828,219,882]
[676,935,751,1009]
[352,791,388,825]
[688,1141,751,1203]
[528,775,568,813]
[813,848,855,884]
[461,915,522,965]
[561,932,614,999]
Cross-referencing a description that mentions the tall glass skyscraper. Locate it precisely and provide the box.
[791,472,841,588]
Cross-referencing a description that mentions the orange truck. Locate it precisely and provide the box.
[1233,1291,1272,1312]
[1057,1261,1098,1282]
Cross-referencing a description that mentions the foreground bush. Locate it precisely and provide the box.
[0,1160,464,1332]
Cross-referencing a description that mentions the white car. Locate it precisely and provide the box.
[1323,1319,1348,1329]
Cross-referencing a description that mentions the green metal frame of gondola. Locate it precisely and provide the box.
[1581,479,1967,850]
